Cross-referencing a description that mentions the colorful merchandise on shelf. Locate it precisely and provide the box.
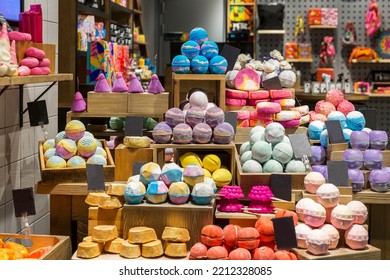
[172,54,191,74]
[124,182,146,204]
[306,229,330,255]
[369,169,390,192]
[111,72,128,92]
[181,40,200,60]
[146,181,169,204]
[71,91,87,112]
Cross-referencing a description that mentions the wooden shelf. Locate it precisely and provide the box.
[77,2,109,19]
[229,3,254,6]
[351,59,390,64]
[8,74,73,86]
[292,245,381,260]
[172,73,226,81]
[309,25,337,29]
[369,93,390,97]
[257,29,286,34]
[353,189,390,205]
[110,2,132,15]
[286,58,313,63]
[215,209,274,220]
[295,93,370,101]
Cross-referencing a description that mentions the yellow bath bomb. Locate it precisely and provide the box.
[203,168,212,178]
[179,152,202,168]
[212,168,232,187]
[202,154,221,173]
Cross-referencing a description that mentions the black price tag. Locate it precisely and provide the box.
[125,116,144,136]
[327,160,349,186]
[262,76,283,90]
[86,164,105,191]
[27,100,49,127]
[224,112,238,133]
[220,44,241,72]
[270,174,292,201]
[272,216,297,250]
[12,188,36,217]
[132,161,148,176]
[288,133,312,159]
[325,120,345,144]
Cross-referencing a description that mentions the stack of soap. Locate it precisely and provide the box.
[225,89,248,106]
[216,186,245,212]
[247,185,274,213]
[162,227,190,258]
[247,90,270,106]
[127,227,163,258]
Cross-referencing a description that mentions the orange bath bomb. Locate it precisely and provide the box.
[206,246,228,260]
[228,248,252,260]
[255,217,274,235]
[189,242,208,260]
[253,246,275,260]
[201,225,224,246]
[237,227,260,250]
[223,224,242,247]
[274,250,297,260]
[275,209,298,226]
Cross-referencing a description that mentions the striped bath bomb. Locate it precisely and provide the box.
[346,111,366,131]
[272,142,293,164]
[213,122,235,144]
[173,123,193,144]
[315,100,336,117]
[65,120,86,141]
[95,139,102,148]
[165,108,185,128]
[327,111,347,128]
[248,99,270,106]
[46,155,66,169]
[273,98,296,109]
[291,105,309,116]
[226,89,249,99]
[275,111,301,121]
[94,146,107,158]
[55,131,66,145]
[234,68,260,91]
[67,156,86,168]
[226,98,247,106]
[209,55,228,74]
[191,123,211,144]
[191,55,209,74]
[77,136,98,158]
[337,100,355,116]
[44,148,56,162]
[153,122,172,144]
[87,154,107,165]
[326,89,344,107]
[265,122,285,144]
[278,119,300,128]
[256,102,281,114]
[308,120,325,140]
[186,107,205,128]
[56,139,77,160]
[248,90,269,100]
[189,89,209,110]
[189,27,208,45]
[172,55,190,74]
[205,107,225,128]
[43,139,55,152]
[269,89,293,99]
[242,159,262,173]
[181,40,200,60]
[84,131,94,138]
[200,41,219,60]
[263,159,283,173]
[252,141,272,163]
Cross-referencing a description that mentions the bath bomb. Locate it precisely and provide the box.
[250,131,264,147]
[235,68,260,91]
[144,117,158,131]
[242,160,262,173]
[94,73,111,92]
[264,122,285,144]
[306,229,330,255]
[172,123,193,144]
[369,169,390,192]
[185,106,205,128]
[205,107,225,128]
[66,155,86,168]
[331,205,354,230]
[296,198,316,222]
[192,183,214,205]
[192,123,212,144]
[311,165,328,180]
[309,145,326,165]
[189,89,209,109]
[203,154,221,173]
[343,128,353,145]
[272,142,293,164]
[191,55,209,74]
[295,223,313,249]
[109,117,124,130]
[228,247,251,260]
[239,141,251,155]
[140,162,162,186]
[179,152,202,168]
[189,242,208,260]
[316,183,340,208]
[337,100,355,116]
[278,70,296,88]
[263,159,283,173]
[252,141,272,163]
[46,155,67,169]
[77,136,97,158]
[213,122,234,144]
[285,160,306,172]
[146,181,169,204]
[319,224,340,250]
[168,182,190,204]
[161,163,183,186]
[183,164,205,187]
[43,139,55,152]
[346,111,366,131]
[203,168,212,178]
[369,130,388,150]
[253,246,275,260]
[44,148,56,162]
[326,89,344,107]
[86,155,107,165]
[124,182,146,204]
[165,108,185,128]
[204,177,217,193]
[348,169,365,192]
[269,89,293,99]
[345,224,369,250]
[209,55,228,74]
[189,27,208,45]
[250,125,266,137]
[308,120,325,140]
[303,202,326,228]
[65,120,86,141]
[350,131,370,150]
[152,122,172,144]
[181,40,200,60]
[56,139,77,160]
[111,73,128,92]
[343,149,364,169]
[315,100,336,117]
[200,41,219,60]
[304,172,326,194]
[308,111,327,123]
[362,127,372,133]
[212,168,232,187]
[225,70,239,89]
[326,111,346,128]
[347,200,368,224]
[172,55,190,74]
[363,149,383,170]
[256,102,282,114]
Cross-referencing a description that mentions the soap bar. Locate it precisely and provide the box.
[107,183,126,196]
[92,225,118,243]
[120,242,141,259]
[124,136,150,148]
[85,192,110,206]
[142,240,164,258]
[77,241,102,259]
[128,227,157,244]
[104,237,125,254]
[98,195,123,209]
[164,242,188,258]
[162,227,191,242]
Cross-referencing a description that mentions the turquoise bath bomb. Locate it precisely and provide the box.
[190,55,209,74]
[181,40,200,60]
[209,55,228,74]
[327,111,346,128]
[252,141,272,163]
[239,141,251,155]
[265,123,285,144]
[308,120,325,140]
[346,111,366,131]
[263,159,283,173]
[343,128,353,145]
[272,142,293,164]
[250,132,264,147]
[242,159,262,173]
[320,129,329,148]
[172,55,190,74]
[240,151,252,164]
[200,41,219,60]
[189,27,208,45]
[250,126,265,137]
[285,160,306,172]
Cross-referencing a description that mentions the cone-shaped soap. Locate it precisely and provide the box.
[112,72,128,92]
[94,73,111,92]
[71,92,87,112]
[147,74,165,94]
[128,74,144,93]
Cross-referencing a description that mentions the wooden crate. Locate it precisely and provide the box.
[38,140,115,183]
[88,207,123,237]
[0,233,71,260]
[326,143,348,160]
[127,92,169,118]
[292,245,381,260]
[330,150,390,166]
[122,201,215,248]
[87,91,128,113]
[15,41,56,74]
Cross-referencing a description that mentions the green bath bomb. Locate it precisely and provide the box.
[250,126,265,137]
[240,151,252,164]
[272,142,293,164]
[264,122,285,144]
[242,160,263,173]
[251,141,272,163]
[262,159,283,173]
[285,160,307,172]
[250,133,264,147]
[239,141,251,155]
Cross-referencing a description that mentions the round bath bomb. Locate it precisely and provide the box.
[369,130,388,150]
[304,172,326,194]
[326,111,346,128]
[95,138,103,148]
[181,40,200,60]
[189,242,208,260]
[285,160,306,172]
[343,128,353,146]
[252,141,272,163]
[152,122,172,144]
[66,155,86,168]
[168,182,190,204]
[316,183,340,208]
[306,229,330,255]
[165,108,185,128]
[144,117,158,131]
[363,149,383,170]
[203,168,212,178]
[200,41,219,60]
[192,182,214,205]
[140,162,162,186]
[192,123,212,144]
[189,89,208,109]
[185,107,205,128]
[205,107,224,128]
[343,149,364,169]
[308,120,325,140]
[345,225,369,250]
[296,198,316,222]
[319,129,329,148]
[77,136,97,158]
[239,141,251,155]
[54,131,66,145]
[203,154,221,173]
[295,223,313,249]
[43,139,55,152]
[311,165,328,180]
[250,131,264,147]
[250,126,266,137]
[44,148,56,162]
[369,169,390,192]
[303,202,326,228]
[56,139,77,160]
[190,55,209,74]
[212,168,232,187]
[350,131,370,150]
[272,142,293,164]
[204,177,217,193]
[172,55,190,74]
[347,200,368,224]
[315,100,336,117]
[326,89,344,107]
[348,169,365,192]
[264,122,285,144]
[235,68,260,91]
[362,127,372,133]
[179,152,202,168]
[65,120,86,141]
[86,154,107,165]
[309,111,327,123]
[337,100,355,116]
[253,246,275,260]
[206,246,228,260]
[263,159,283,173]
[189,27,208,45]
[278,70,296,88]
[109,117,124,130]
[94,147,107,159]
[46,155,66,168]
[213,122,234,144]
[228,248,251,260]
[242,160,262,173]
[161,163,183,186]
[146,181,169,204]
[172,123,193,144]
[320,224,340,250]
[225,69,239,89]
[183,164,205,187]
[209,55,227,74]
[124,182,146,204]
[309,145,326,165]
[331,205,354,230]
[346,111,366,131]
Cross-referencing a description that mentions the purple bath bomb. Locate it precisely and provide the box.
[350,131,370,150]
[382,167,390,177]
[165,108,185,128]
[363,149,383,170]
[205,107,225,128]
[369,169,390,192]
[152,122,172,144]
[213,122,235,144]
[185,106,205,128]
[348,169,365,192]
[192,123,212,144]
[369,130,388,150]
[309,145,326,165]
[343,149,364,169]
[173,123,193,144]
[311,165,328,180]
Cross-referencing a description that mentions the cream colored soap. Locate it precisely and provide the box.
[104,237,125,254]
[77,241,102,259]
[85,192,110,206]
[162,227,190,243]
[107,183,126,196]
[120,241,141,259]
[142,240,163,258]
[128,227,157,244]
[92,225,118,242]
[164,242,187,258]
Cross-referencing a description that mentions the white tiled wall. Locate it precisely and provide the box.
[0,0,58,235]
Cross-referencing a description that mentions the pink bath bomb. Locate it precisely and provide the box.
[234,68,260,91]
[315,100,336,117]
[331,205,354,230]
[337,100,355,116]
[306,229,330,255]
[326,89,344,107]
[296,198,316,222]
[346,200,368,224]
[303,202,326,228]
[295,223,312,249]
[304,172,326,194]
[316,183,340,208]
[319,224,340,249]
[345,224,369,250]
[308,111,327,123]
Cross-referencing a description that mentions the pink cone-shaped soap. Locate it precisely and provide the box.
[147,74,165,94]
[128,74,144,93]
[111,72,128,92]
[71,92,87,112]
[94,73,111,92]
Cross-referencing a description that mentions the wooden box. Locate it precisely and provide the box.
[87,91,128,113]
[0,233,71,260]
[15,41,56,74]
[88,207,124,237]
[292,245,381,260]
[330,150,390,166]
[122,201,215,248]
[38,140,115,183]
[127,92,169,118]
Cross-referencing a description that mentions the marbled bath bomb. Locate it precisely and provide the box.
[264,122,285,144]
[152,122,173,144]
[165,108,185,128]
[192,123,212,144]
[173,123,193,144]
[263,159,283,173]
[252,141,272,163]
[213,122,234,144]
[185,107,205,128]
[205,107,225,128]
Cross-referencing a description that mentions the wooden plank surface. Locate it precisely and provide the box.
[292,245,381,260]
[50,196,72,237]
[172,73,226,81]
[354,189,390,204]
[87,92,128,113]
[0,77,11,86]
[10,73,73,85]
[72,252,189,260]
[35,181,127,195]
[115,145,153,181]
[369,204,390,260]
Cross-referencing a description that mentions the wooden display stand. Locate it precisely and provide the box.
[292,245,381,260]
[326,142,348,160]
[301,187,353,205]
[87,92,129,113]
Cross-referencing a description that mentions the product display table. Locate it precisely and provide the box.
[71,252,189,260]
[295,92,370,102]
[292,245,381,260]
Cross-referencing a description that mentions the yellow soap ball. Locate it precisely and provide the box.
[212,168,232,187]
[203,168,212,178]
[179,152,202,168]
[202,154,221,173]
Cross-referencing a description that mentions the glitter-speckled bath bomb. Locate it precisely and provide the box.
[264,122,285,144]
[87,154,107,165]
[337,100,355,116]
[272,142,293,164]
[56,139,77,160]
[192,123,212,144]
[242,160,262,173]
[213,122,235,144]
[205,107,225,128]
[77,136,98,158]
[67,155,86,168]
[189,27,208,45]
[46,155,66,169]
[209,55,228,74]
[165,108,185,128]
[263,159,283,173]
[200,41,219,60]
[65,120,86,141]
[181,40,200,60]
[326,89,344,107]
[173,123,193,144]
[172,55,190,74]
[346,111,366,131]
[308,120,325,140]
[152,122,172,144]
[191,55,209,74]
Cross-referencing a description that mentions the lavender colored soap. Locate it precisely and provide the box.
[369,169,390,192]
[343,149,363,169]
[363,149,383,170]
[369,130,388,150]
[309,145,326,165]
[350,131,370,150]
[348,169,365,192]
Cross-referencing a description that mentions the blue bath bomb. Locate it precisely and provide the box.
[346,111,366,131]
[308,120,325,140]
[240,151,252,165]
[265,122,285,144]
[272,142,293,164]
[263,159,284,173]
[252,141,272,163]
[181,40,200,60]
[242,159,262,173]
[209,55,228,74]
[326,111,346,128]
[189,27,208,45]
[172,55,190,74]
[190,55,209,74]
[200,41,219,60]
[239,141,251,155]
[320,129,328,148]
[343,128,353,145]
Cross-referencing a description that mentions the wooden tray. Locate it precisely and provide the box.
[292,245,381,260]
